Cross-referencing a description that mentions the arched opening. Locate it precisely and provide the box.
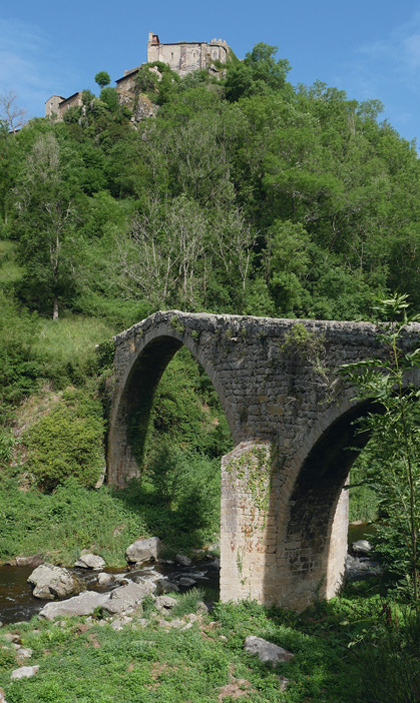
[285,399,381,599]
[112,335,233,566]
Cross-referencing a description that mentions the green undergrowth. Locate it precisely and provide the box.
[0,448,221,565]
[31,314,115,389]
[24,387,105,490]
[2,588,418,702]
[0,477,146,566]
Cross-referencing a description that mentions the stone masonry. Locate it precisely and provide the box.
[147,32,229,77]
[107,310,420,610]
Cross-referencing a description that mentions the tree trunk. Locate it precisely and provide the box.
[53,294,59,321]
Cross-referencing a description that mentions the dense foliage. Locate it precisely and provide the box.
[1,44,419,324]
[0,42,420,702]
[342,296,420,600]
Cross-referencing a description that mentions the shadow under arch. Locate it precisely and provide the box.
[284,397,382,602]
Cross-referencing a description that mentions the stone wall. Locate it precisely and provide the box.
[108,310,420,610]
[44,92,83,122]
[147,33,229,77]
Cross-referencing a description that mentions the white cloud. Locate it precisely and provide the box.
[357,11,420,94]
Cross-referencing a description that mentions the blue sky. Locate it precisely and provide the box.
[1,0,419,145]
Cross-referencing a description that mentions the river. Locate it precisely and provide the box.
[0,560,220,625]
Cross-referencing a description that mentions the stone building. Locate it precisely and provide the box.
[45,92,84,121]
[45,32,230,120]
[146,32,229,77]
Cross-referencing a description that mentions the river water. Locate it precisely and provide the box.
[0,560,219,625]
[0,524,375,626]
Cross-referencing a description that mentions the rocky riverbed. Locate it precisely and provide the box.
[0,546,220,626]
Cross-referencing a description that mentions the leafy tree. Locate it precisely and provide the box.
[14,132,81,319]
[225,43,291,101]
[342,295,420,601]
[94,71,111,90]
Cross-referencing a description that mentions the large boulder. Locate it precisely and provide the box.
[38,591,110,620]
[103,581,156,615]
[351,539,372,555]
[244,636,294,666]
[74,554,106,570]
[126,537,160,565]
[27,564,83,600]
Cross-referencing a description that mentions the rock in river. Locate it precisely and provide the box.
[125,537,160,565]
[39,591,111,620]
[28,564,83,600]
[74,554,106,570]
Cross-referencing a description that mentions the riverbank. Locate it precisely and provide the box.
[0,470,220,570]
[0,584,387,703]
[2,578,419,703]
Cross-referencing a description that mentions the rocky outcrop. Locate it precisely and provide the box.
[132,94,158,123]
[27,564,83,600]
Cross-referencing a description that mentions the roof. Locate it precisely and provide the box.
[45,95,65,104]
[116,67,140,84]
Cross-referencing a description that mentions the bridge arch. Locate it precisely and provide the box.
[281,395,378,606]
[107,315,235,487]
[108,310,420,610]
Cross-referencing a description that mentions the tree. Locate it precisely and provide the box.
[15,132,80,320]
[342,295,420,601]
[0,91,27,133]
[117,196,208,310]
[94,71,111,90]
[225,43,291,101]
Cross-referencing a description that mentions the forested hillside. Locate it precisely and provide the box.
[0,42,419,526]
[2,44,420,324]
[1,43,420,703]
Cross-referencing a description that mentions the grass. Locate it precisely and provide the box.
[1,586,411,702]
[0,477,149,567]
[0,462,221,566]
[0,240,22,288]
[32,313,115,387]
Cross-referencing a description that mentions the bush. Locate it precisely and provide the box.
[356,606,420,702]
[172,588,206,617]
[0,291,42,414]
[25,387,105,490]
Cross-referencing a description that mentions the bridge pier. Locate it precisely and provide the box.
[220,440,348,609]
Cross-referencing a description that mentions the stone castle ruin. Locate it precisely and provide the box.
[45,32,230,122]
[146,32,229,77]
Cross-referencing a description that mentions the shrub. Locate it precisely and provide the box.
[25,387,105,490]
[172,588,206,618]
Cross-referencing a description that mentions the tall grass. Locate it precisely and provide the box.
[32,314,115,388]
[0,476,148,566]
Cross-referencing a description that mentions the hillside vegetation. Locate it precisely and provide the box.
[1,41,420,553]
[1,42,420,703]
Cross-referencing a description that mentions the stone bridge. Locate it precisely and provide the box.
[107,310,420,610]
